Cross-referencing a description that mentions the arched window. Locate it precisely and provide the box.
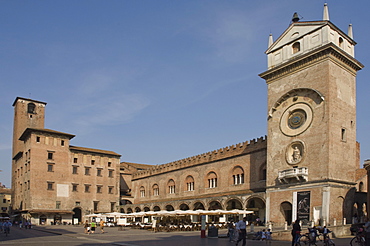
[359,182,364,192]
[292,42,300,54]
[139,186,145,197]
[207,172,217,188]
[260,163,267,181]
[339,37,344,48]
[27,103,36,114]
[185,175,194,191]
[168,179,175,194]
[232,166,244,185]
[152,184,159,196]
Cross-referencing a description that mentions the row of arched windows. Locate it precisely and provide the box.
[137,166,267,197]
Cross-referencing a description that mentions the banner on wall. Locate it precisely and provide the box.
[297,191,310,223]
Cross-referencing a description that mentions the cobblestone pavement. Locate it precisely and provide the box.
[0,225,355,245]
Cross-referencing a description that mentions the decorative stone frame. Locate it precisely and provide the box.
[285,141,305,165]
[280,103,313,136]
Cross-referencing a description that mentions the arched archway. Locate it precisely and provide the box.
[72,207,82,225]
[135,207,141,212]
[180,204,189,210]
[208,201,222,210]
[226,199,243,210]
[127,208,133,214]
[247,197,266,224]
[280,202,292,225]
[153,206,161,211]
[193,202,205,210]
[166,205,174,211]
[144,207,150,212]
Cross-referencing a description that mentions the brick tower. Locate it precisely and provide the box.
[259,4,363,226]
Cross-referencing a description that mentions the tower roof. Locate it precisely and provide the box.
[12,97,47,106]
[265,20,356,55]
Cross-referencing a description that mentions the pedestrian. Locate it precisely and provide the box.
[100,220,105,233]
[261,229,266,241]
[266,228,272,244]
[3,220,12,235]
[363,217,370,245]
[91,220,96,234]
[228,219,235,242]
[291,219,301,246]
[235,217,247,246]
[84,220,90,234]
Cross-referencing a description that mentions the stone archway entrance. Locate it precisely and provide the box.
[72,208,82,225]
[247,197,266,224]
[280,202,293,225]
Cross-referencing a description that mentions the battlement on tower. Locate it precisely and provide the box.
[132,136,267,179]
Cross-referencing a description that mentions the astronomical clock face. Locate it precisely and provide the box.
[280,103,313,137]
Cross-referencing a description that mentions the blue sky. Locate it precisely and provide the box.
[0,1,369,187]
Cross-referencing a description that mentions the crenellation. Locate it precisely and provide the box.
[132,136,266,180]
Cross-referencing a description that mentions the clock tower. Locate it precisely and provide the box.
[259,4,363,226]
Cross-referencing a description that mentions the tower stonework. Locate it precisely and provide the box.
[259,10,363,225]
[12,97,46,157]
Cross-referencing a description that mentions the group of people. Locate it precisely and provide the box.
[84,220,105,234]
[291,219,333,246]
[227,217,272,246]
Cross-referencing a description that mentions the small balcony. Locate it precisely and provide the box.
[278,167,308,184]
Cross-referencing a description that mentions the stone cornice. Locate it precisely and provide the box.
[259,43,364,84]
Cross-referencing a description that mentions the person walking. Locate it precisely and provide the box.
[228,219,235,242]
[100,220,105,234]
[84,220,90,234]
[90,220,96,234]
[3,220,12,235]
[291,219,301,246]
[235,217,247,246]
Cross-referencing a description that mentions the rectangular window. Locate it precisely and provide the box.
[61,140,65,146]
[341,128,347,141]
[108,162,112,167]
[108,186,113,194]
[72,166,78,174]
[97,169,102,177]
[108,170,114,178]
[75,201,80,206]
[84,184,90,193]
[97,186,102,193]
[110,202,115,212]
[91,160,95,165]
[47,182,54,190]
[73,158,78,163]
[2,199,6,203]
[56,201,61,209]
[72,184,78,192]
[48,152,53,160]
[93,201,99,212]
[85,167,90,175]
[36,136,40,142]
[47,164,54,172]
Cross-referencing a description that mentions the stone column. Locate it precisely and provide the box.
[364,160,370,218]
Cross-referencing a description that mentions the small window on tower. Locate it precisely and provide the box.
[61,140,65,146]
[27,103,36,114]
[341,128,347,142]
[292,42,300,54]
[48,152,53,160]
[36,136,40,143]
[339,37,344,48]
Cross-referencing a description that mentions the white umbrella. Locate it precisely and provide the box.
[86,213,102,217]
